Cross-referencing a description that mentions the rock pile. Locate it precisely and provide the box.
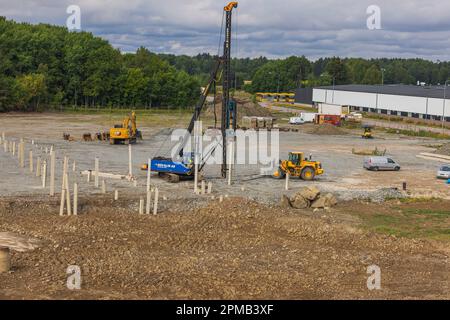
[281,186,338,210]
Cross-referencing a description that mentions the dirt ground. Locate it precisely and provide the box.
[0,196,449,300]
[0,112,449,300]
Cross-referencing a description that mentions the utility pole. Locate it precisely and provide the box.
[277,71,281,95]
[221,2,238,178]
[443,80,449,133]
[298,66,303,88]
[377,68,386,113]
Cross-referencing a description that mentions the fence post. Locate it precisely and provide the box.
[42,160,47,188]
[50,151,56,196]
[73,183,78,216]
[153,188,159,215]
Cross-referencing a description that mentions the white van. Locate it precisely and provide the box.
[289,117,305,125]
[300,113,317,123]
[364,156,401,171]
[289,113,317,125]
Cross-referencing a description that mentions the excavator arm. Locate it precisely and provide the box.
[130,111,137,136]
[177,58,223,157]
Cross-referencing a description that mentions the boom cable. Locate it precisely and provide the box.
[217,11,225,57]
[154,10,227,159]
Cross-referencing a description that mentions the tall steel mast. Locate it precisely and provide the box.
[221,2,238,178]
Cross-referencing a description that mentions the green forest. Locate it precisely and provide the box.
[165,54,450,94]
[1,17,450,112]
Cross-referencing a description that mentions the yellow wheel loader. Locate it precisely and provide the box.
[109,111,142,145]
[273,152,324,181]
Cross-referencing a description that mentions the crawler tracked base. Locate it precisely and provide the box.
[158,172,193,183]
[110,138,137,145]
[157,172,204,184]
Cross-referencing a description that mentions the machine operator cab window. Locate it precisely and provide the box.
[182,152,195,167]
[288,153,302,165]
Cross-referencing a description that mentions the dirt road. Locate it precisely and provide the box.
[0,112,449,300]
[0,113,448,202]
[364,119,450,136]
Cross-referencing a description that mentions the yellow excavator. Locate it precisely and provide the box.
[273,152,324,181]
[109,111,142,145]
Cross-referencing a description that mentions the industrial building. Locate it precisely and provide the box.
[294,88,313,105]
[255,92,295,104]
[312,85,450,122]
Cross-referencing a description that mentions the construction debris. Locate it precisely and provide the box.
[63,133,75,141]
[83,133,93,142]
[0,232,42,252]
[81,170,127,180]
[96,132,110,141]
[352,147,387,156]
[417,152,450,163]
[305,124,346,136]
[435,143,450,156]
[0,246,10,273]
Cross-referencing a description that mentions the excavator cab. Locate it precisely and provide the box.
[273,152,324,181]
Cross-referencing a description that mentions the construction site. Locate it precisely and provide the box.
[1,2,450,301]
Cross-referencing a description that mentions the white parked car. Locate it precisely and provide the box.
[346,112,363,121]
[437,165,450,179]
[299,113,317,123]
[290,113,317,125]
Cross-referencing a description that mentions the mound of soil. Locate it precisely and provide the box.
[305,124,347,136]
[205,96,272,121]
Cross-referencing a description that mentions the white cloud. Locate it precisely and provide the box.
[2,0,450,60]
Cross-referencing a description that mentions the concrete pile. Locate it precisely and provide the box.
[281,186,337,210]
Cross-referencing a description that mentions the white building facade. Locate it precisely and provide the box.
[313,85,450,122]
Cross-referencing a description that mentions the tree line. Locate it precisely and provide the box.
[244,56,450,93]
[0,17,200,112]
[2,16,450,112]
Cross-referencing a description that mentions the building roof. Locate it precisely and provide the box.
[316,84,450,100]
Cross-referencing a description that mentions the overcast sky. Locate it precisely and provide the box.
[2,0,450,61]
